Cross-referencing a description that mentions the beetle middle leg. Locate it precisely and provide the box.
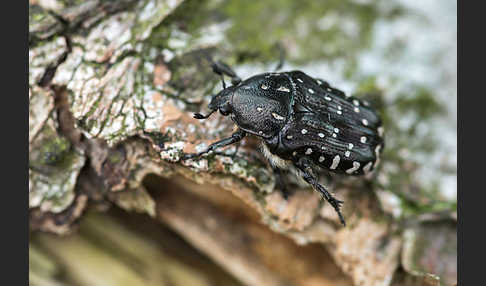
[272,166,293,199]
[294,157,346,226]
[182,129,246,160]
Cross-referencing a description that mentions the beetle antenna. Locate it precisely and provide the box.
[194,110,215,119]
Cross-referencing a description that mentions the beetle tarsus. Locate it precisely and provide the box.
[194,112,210,119]
[194,109,215,120]
[295,157,346,226]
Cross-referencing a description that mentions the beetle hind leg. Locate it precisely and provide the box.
[294,157,346,226]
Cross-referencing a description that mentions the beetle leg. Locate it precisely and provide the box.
[230,143,240,158]
[294,157,346,226]
[213,142,240,158]
[182,129,246,160]
[194,109,215,120]
[211,61,242,86]
[272,166,292,199]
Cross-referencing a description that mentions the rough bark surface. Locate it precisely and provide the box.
[29,1,457,285]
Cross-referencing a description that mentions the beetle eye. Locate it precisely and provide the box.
[219,103,231,116]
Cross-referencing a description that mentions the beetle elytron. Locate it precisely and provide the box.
[183,61,384,226]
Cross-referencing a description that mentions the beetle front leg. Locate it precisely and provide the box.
[182,129,246,160]
[294,157,346,226]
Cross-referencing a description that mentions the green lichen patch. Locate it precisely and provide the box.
[166,48,220,103]
[29,122,86,213]
[29,5,64,45]
[29,86,56,144]
[221,0,401,66]
[373,83,454,216]
[47,1,190,147]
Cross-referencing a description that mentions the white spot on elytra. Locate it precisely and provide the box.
[301,129,308,134]
[348,143,354,150]
[305,148,313,155]
[361,136,367,143]
[257,107,263,112]
[325,96,332,101]
[362,119,369,126]
[258,131,263,135]
[321,146,326,150]
[316,79,322,85]
[318,133,325,138]
[346,161,361,174]
[287,135,293,139]
[326,88,332,92]
[337,106,342,110]
[354,107,360,113]
[292,151,297,156]
[334,128,339,133]
[332,133,337,138]
[337,110,342,115]
[353,99,360,106]
[277,86,290,92]
[308,88,314,94]
[319,156,325,162]
[363,100,370,106]
[297,78,303,83]
[363,161,373,174]
[330,155,340,170]
[345,151,351,157]
[261,84,269,90]
[272,112,285,120]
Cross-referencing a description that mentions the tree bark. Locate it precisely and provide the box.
[29,1,457,285]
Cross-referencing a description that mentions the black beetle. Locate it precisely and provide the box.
[183,61,384,226]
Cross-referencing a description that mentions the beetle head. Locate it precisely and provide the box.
[208,87,234,116]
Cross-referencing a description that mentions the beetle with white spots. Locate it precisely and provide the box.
[184,61,384,226]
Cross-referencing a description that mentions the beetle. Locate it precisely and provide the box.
[182,60,384,226]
